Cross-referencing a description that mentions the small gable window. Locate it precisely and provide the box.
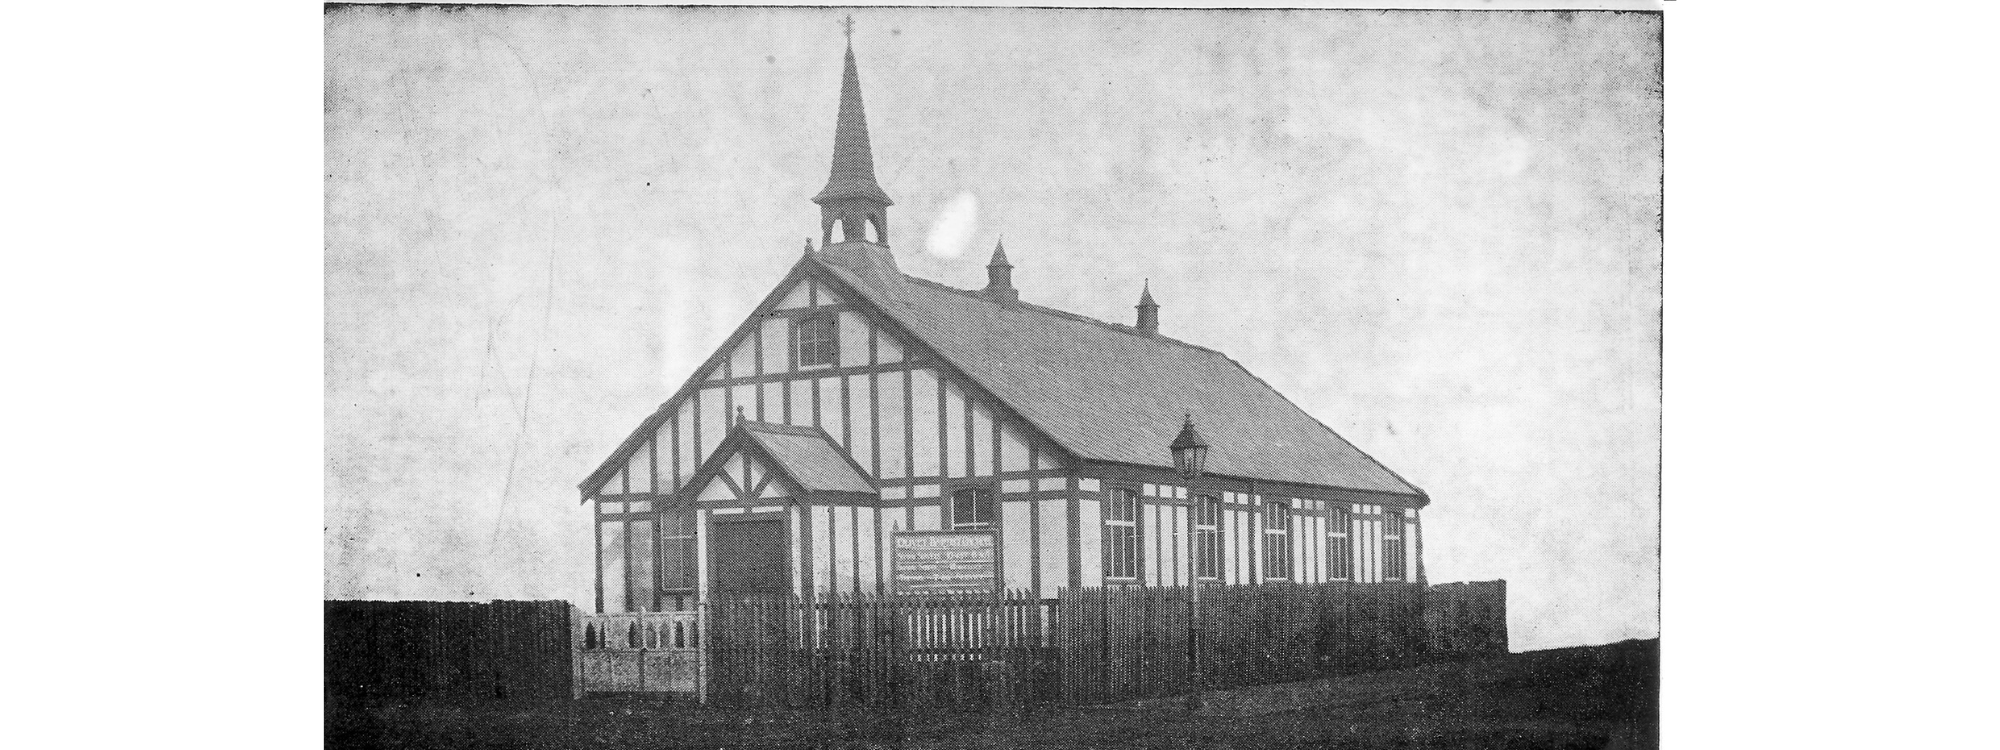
[795,314,838,368]
[950,487,994,530]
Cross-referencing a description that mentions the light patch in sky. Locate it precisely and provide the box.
[925,192,978,258]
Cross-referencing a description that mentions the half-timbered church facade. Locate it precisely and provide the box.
[581,39,1430,615]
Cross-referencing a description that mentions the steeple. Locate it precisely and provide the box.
[984,239,1017,302]
[1135,280,1159,335]
[812,20,893,248]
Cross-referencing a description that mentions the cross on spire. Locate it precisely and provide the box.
[841,15,855,44]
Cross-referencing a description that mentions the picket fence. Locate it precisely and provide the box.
[698,580,1473,710]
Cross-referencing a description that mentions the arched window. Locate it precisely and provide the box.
[1194,495,1223,580]
[795,314,838,368]
[1262,499,1292,581]
[950,487,994,530]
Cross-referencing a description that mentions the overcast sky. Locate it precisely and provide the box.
[325,6,1661,651]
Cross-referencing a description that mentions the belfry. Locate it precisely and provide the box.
[811,21,893,248]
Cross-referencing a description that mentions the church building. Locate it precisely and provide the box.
[580,37,1430,614]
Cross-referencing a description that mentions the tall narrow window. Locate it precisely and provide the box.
[795,314,838,368]
[1327,506,1353,580]
[660,508,696,591]
[949,487,994,530]
[1103,487,1141,581]
[599,521,626,613]
[1193,494,1222,580]
[1262,499,1292,580]
[630,519,656,612]
[1384,511,1407,581]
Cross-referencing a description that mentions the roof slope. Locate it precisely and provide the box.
[813,246,1423,498]
[741,421,875,494]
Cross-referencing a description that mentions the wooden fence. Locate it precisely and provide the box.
[706,591,1059,711]
[324,600,577,702]
[1425,580,1509,655]
[702,580,1482,710]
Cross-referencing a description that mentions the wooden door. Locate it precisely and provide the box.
[711,519,790,597]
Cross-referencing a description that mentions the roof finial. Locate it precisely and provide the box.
[805,237,815,256]
[984,237,1017,302]
[736,405,746,425]
[841,14,855,46]
[1136,279,1160,335]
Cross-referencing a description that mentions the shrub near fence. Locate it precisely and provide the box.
[704,580,1490,711]
[324,600,577,702]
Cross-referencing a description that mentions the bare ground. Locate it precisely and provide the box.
[327,638,1657,749]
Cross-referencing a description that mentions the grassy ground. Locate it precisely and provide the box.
[328,639,1657,749]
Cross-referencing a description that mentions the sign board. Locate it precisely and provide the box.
[890,530,997,596]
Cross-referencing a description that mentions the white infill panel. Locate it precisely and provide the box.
[878,372,907,480]
[833,506,856,592]
[910,369,940,478]
[846,374,872,472]
[999,424,1029,472]
[876,327,904,363]
[1003,502,1034,591]
[970,403,994,476]
[811,507,833,594]
[1152,506,1168,588]
[855,508,879,592]
[817,377,842,441]
[790,507,804,594]
[788,380,813,426]
[1078,499,1103,587]
[837,311,869,368]
[729,336,755,378]
[627,446,650,494]
[944,382,967,478]
[695,476,734,503]
[760,317,788,375]
[696,510,711,600]
[912,504,941,531]
[776,280,811,310]
[1037,498,1068,598]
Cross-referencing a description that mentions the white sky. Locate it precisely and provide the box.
[325,6,1661,651]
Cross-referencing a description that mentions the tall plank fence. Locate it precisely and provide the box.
[704,580,1501,710]
[325,600,577,702]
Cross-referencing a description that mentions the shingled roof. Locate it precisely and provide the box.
[740,421,875,494]
[813,244,1425,500]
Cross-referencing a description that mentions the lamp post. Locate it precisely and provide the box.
[1169,414,1209,710]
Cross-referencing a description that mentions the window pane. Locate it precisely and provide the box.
[600,522,626,613]
[630,520,655,611]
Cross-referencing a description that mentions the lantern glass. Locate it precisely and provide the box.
[1174,443,1207,478]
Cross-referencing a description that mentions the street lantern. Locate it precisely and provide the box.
[1170,413,1209,479]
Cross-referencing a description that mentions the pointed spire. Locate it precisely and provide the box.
[984,238,1017,302]
[812,21,893,248]
[1136,279,1159,335]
